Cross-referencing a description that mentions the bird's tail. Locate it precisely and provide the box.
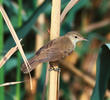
[21,57,40,74]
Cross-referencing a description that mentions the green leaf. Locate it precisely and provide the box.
[63,0,90,24]
[4,0,18,15]
[91,44,110,100]
[4,53,34,73]
[99,0,109,15]
[106,44,110,49]
[4,58,17,72]
[61,0,91,34]
[4,0,50,51]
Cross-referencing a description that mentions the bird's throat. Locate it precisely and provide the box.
[67,36,76,49]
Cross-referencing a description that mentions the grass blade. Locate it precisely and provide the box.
[16,0,23,99]
[0,0,4,100]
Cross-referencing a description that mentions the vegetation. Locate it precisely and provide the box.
[0,0,110,100]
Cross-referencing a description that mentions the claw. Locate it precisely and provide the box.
[48,67,61,72]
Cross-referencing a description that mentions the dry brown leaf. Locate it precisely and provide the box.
[83,18,110,33]
[0,5,32,89]
[60,0,80,23]
[0,39,22,68]
[0,81,24,87]
[0,45,18,68]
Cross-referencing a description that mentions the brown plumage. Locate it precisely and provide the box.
[21,31,87,73]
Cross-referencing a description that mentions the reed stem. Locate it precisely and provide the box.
[16,0,22,99]
[48,0,61,100]
[0,0,4,100]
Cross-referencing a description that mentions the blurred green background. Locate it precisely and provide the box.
[0,0,110,100]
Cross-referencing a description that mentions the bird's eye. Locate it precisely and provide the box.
[75,36,77,38]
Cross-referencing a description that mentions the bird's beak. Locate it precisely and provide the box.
[81,38,88,41]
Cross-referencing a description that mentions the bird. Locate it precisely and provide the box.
[21,31,87,74]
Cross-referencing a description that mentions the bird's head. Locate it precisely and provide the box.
[66,31,87,46]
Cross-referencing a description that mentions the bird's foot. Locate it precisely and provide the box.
[48,67,61,72]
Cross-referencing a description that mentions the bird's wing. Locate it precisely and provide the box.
[34,38,65,62]
[34,36,75,63]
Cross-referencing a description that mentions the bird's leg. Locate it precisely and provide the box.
[48,66,61,72]
[48,67,55,71]
[49,62,61,72]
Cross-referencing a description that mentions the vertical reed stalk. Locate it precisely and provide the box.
[48,0,61,100]
[16,0,22,99]
[35,0,45,92]
[0,0,4,100]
